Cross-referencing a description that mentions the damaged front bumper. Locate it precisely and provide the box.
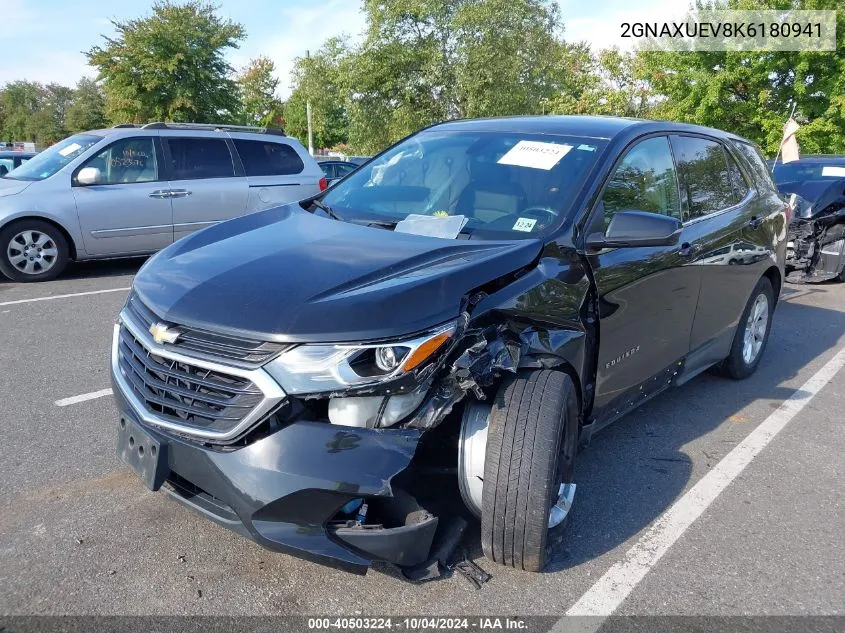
[112,384,438,574]
[786,220,845,282]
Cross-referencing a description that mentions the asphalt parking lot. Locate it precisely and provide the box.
[1,259,843,623]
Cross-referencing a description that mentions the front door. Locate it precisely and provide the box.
[162,136,249,241]
[585,135,702,423]
[72,136,173,256]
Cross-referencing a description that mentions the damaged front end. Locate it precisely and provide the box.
[785,180,845,283]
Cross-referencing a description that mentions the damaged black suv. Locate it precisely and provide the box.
[111,116,787,575]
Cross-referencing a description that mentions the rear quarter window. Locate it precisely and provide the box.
[731,140,777,192]
[234,139,305,177]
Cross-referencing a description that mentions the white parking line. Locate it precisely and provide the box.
[0,287,130,307]
[55,388,113,407]
[556,345,845,631]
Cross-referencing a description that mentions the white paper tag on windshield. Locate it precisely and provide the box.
[512,217,537,232]
[821,165,845,177]
[498,141,572,170]
[394,214,469,239]
[58,143,81,157]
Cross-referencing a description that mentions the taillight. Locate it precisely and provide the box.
[319,177,328,192]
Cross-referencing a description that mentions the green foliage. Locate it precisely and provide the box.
[638,0,845,155]
[236,57,283,126]
[285,38,351,149]
[64,78,107,134]
[86,1,245,124]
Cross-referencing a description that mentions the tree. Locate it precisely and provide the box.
[86,1,246,124]
[285,38,351,149]
[65,78,108,133]
[637,0,845,155]
[237,57,283,126]
[1,81,41,142]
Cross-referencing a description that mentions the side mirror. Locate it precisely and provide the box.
[587,210,682,250]
[76,167,102,186]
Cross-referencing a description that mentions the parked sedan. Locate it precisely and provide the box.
[317,159,360,184]
[111,115,787,576]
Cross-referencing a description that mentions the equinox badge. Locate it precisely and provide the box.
[149,322,180,345]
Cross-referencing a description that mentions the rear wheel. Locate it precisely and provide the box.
[717,276,774,379]
[481,369,579,572]
[0,219,69,282]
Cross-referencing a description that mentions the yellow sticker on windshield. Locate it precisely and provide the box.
[433,210,450,217]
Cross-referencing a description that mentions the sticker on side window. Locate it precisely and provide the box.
[498,141,572,170]
[512,217,537,232]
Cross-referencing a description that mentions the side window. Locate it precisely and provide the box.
[602,136,681,226]
[336,163,356,177]
[80,137,158,184]
[233,139,304,177]
[725,150,750,203]
[168,137,235,180]
[670,136,737,220]
[730,140,777,193]
[0,158,13,176]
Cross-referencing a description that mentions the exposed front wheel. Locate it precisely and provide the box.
[0,220,69,282]
[717,276,774,379]
[480,369,579,572]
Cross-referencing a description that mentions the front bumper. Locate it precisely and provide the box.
[111,382,439,574]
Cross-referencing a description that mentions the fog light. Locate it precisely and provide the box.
[327,390,427,428]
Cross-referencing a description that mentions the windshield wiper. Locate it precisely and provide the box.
[310,199,343,221]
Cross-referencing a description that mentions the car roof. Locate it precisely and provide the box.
[429,115,749,143]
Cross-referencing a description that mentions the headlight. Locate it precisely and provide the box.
[266,322,456,396]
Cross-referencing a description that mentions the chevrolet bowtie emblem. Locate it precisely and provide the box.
[149,322,180,345]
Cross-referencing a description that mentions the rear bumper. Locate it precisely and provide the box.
[111,383,438,574]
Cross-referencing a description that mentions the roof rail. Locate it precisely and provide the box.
[140,122,285,136]
[112,123,137,128]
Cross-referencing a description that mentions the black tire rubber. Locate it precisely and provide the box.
[717,276,774,380]
[481,369,579,572]
[0,219,69,282]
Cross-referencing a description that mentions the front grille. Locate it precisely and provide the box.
[127,292,289,367]
[117,325,265,435]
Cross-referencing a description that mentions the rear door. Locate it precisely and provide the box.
[671,135,775,371]
[72,135,173,256]
[232,138,318,211]
[161,136,249,241]
[585,135,701,423]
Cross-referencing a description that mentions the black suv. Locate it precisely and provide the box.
[111,116,787,575]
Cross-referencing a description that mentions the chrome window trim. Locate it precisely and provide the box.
[112,309,286,442]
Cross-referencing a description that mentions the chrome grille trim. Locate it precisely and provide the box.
[112,308,286,442]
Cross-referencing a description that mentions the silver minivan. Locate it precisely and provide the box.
[0,123,326,282]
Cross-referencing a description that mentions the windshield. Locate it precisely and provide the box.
[772,160,845,184]
[321,130,607,239]
[4,134,102,181]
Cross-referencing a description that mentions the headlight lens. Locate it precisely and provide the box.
[267,322,456,395]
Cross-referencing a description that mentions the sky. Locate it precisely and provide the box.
[0,0,674,98]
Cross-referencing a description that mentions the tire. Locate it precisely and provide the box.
[717,276,774,380]
[481,369,579,572]
[0,219,69,282]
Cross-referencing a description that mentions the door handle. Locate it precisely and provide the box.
[747,215,763,228]
[169,189,192,198]
[677,242,699,257]
[148,190,172,199]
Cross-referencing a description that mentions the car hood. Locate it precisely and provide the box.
[134,205,544,343]
[0,178,32,197]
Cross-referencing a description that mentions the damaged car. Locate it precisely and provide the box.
[770,157,845,283]
[111,116,787,576]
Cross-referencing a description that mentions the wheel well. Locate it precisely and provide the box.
[1,216,78,260]
[763,266,782,304]
[547,361,585,425]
